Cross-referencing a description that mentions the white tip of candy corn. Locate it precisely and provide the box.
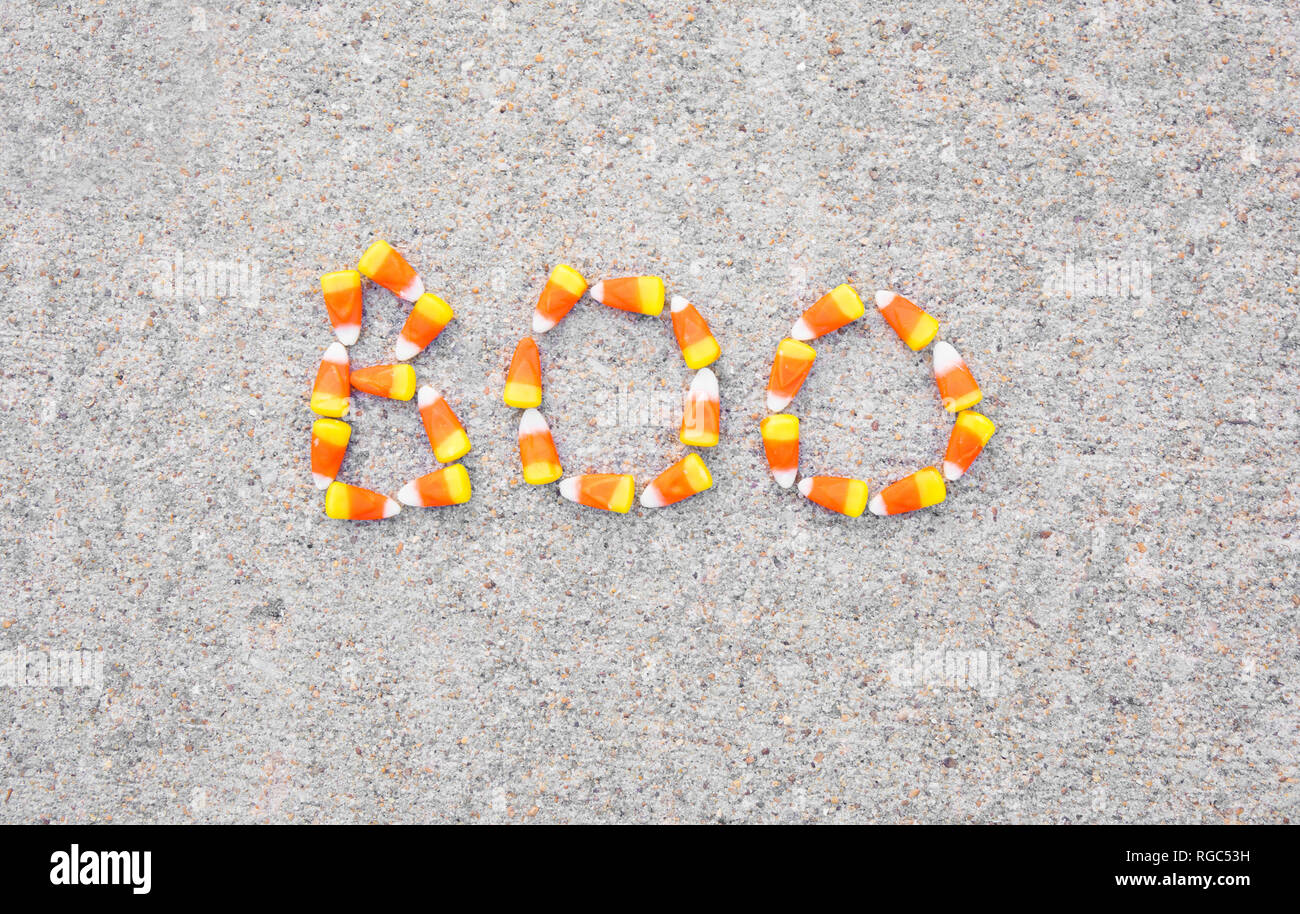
[772,468,796,488]
[417,385,439,408]
[558,477,581,503]
[670,295,690,313]
[381,497,402,518]
[690,367,718,398]
[874,290,896,310]
[313,472,334,490]
[394,337,422,361]
[335,323,361,346]
[396,481,421,507]
[589,280,606,304]
[868,494,887,516]
[323,341,349,365]
[943,460,964,481]
[398,275,425,303]
[766,391,792,412]
[532,311,556,333]
[640,484,667,508]
[797,477,813,497]
[790,316,814,341]
[933,341,962,373]
[519,408,549,436]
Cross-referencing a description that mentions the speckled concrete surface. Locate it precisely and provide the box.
[1,1,1296,823]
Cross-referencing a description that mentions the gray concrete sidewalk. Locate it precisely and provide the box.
[0,1,1295,823]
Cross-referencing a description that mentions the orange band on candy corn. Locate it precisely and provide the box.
[351,364,417,401]
[532,264,588,334]
[320,270,363,346]
[875,290,938,351]
[396,293,453,361]
[311,342,351,417]
[397,464,472,507]
[418,386,471,463]
[670,296,720,369]
[518,409,562,485]
[358,240,424,302]
[791,284,864,341]
[590,276,665,316]
[943,410,995,480]
[868,467,946,516]
[680,368,720,448]
[503,338,543,408]
[558,474,635,513]
[933,341,982,412]
[766,339,816,411]
[760,414,799,488]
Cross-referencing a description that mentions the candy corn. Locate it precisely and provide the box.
[868,467,946,516]
[942,410,996,481]
[310,418,351,489]
[589,276,665,316]
[503,337,542,408]
[875,290,938,351]
[310,342,351,417]
[320,270,363,346]
[760,414,799,488]
[558,474,635,513]
[766,338,816,411]
[358,239,424,302]
[791,284,864,341]
[397,463,472,507]
[797,476,868,517]
[351,364,417,401]
[670,295,720,369]
[641,453,713,508]
[418,386,471,463]
[933,341,982,412]
[395,292,454,361]
[518,408,562,485]
[679,368,720,448]
[532,264,588,333]
[324,481,401,520]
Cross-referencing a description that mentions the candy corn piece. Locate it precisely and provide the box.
[868,467,946,516]
[532,264,588,333]
[797,476,869,517]
[310,418,351,489]
[358,239,424,302]
[518,408,562,485]
[397,463,472,507]
[760,414,799,488]
[791,284,864,341]
[875,290,938,351]
[310,342,351,417]
[589,276,665,316]
[351,363,417,401]
[670,295,720,369]
[766,338,816,411]
[418,386,471,463]
[324,481,401,520]
[942,410,996,481]
[320,270,363,346]
[933,341,982,412]
[679,368,720,448]
[395,292,453,361]
[641,453,713,508]
[558,474,635,513]
[503,337,542,408]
